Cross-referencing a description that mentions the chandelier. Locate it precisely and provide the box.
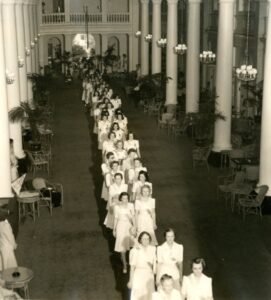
[30,41,35,49]
[145,34,152,42]
[18,56,24,68]
[135,31,141,38]
[174,44,187,55]
[157,38,167,48]
[34,37,38,43]
[25,47,30,56]
[200,51,216,64]
[236,0,257,81]
[6,70,15,84]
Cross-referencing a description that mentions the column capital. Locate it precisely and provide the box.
[167,0,179,4]
[152,0,162,4]
[141,0,149,4]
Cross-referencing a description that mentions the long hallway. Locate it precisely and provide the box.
[16,77,271,300]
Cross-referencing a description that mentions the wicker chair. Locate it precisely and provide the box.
[25,150,50,176]
[192,145,212,171]
[238,185,269,220]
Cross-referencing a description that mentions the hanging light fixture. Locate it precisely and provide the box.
[25,47,30,56]
[200,51,216,64]
[135,31,141,38]
[6,70,15,84]
[174,44,187,55]
[157,38,167,48]
[18,56,24,68]
[30,41,35,49]
[236,0,257,81]
[145,34,152,42]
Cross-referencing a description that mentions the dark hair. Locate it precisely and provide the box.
[111,122,120,131]
[128,148,137,155]
[164,228,175,238]
[106,152,114,160]
[101,112,109,118]
[191,257,206,270]
[160,274,173,284]
[138,231,152,244]
[108,131,116,139]
[119,192,129,201]
[114,172,123,180]
[128,132,135,139]
[116,113,124,120]
[115,140,124,147]
[138,170,149,182]
[110,161,119,168]
[0,204,9,221]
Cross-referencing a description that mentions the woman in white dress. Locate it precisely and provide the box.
[98,113,111,150]
[157,228,183,291]
[81,77,87,102]
[101,152,115,201]
[90,90,100,116]
[132,171,152,202]
[152,274,183,300]
[128,158,147,185]
[124,132,141,157]
[113,140,127,166]
[181,258,213,300]
[93,102,103,134]
[135,185,157,245]
[115,112,128,135]
[85,79,93,106]
[104,173,128,229]
[113,192,135,273]
[0,207,17,270]
[110,122,125,141]
[102,131,116,159]
[128,231,156,300]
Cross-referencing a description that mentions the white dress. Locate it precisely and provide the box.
[113,149,127,164]
[102,140,116,156]
[104,183,128,229]
[152,289,183,300]
[181,274,213,300]
[135,198,158,245]
[128,166,148,184]
[129,245,156,300]
[114,203,135,252]
[157,242,184,290]
[124,139,140,152]
[0,220,17,270]
[101,163,110,201]
[115,118,128,133]
[113,129,125,141]
[132,181,153,200]
[98,120,111,149]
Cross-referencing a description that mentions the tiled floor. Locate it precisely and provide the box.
[16,77,271,300]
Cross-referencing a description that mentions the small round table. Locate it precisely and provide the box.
[1,267,34,299]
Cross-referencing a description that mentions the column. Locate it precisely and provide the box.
[64,0,70,23]
[15,0,28,103]
[130,0,139,70]
[29,1,35,73]
[165,0,179,107]
[151,0,162,74]
[213,0,235,152]
[2,0,25,158]
[65,33,73,53]
[33,3,39,73]
[259,0,271,195]
[186,0,201,113]
[128,34,133,72]
[140,0,149,76]
[101,34,108,55]
[23,0,33,102]
[101,0,108,23]
[38,35,45,75]
[0,1,13,198]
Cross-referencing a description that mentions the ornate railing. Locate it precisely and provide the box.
[42,13,65,24]
[41,13,130,25]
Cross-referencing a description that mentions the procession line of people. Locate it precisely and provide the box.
[81,62,214,300]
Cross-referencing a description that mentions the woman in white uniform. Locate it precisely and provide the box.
[101,152,115,201]
[124,132,141,157]
[152,274,183,300]
[181,258,213,300]
[128,158,147,184]
[113,140,127,166]
[132,170,152,202]
[135,185,157,245]
[97,113,111,150]
[157,228,183,291]
[115,112,128,134]
[102,132,116,159]
[113,192,135,273]
[110,122,125,141]
[128,231,156,300]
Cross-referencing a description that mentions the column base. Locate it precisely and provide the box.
[165,104,177,114]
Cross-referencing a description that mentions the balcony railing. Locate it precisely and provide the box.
[107,13,130,23]
[70,13,102,24]
[42,13,65,24]
[41,13,130,25]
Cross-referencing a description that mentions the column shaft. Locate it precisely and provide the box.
[165,0,178,106]
[259,0,271,195]
[213,0,234,152]
[33,3,39,73]
[186,0,201,112]
[0,2,13,198]
[28,2,35,73]
[140,0,149,76]
[151,0,162,74]
[128,34,133,72]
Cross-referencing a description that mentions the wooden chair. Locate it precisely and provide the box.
[192,145,212,171]
[17,191,40,222]
[157,112,174,129]
[238,185,269,220]
[25,150,50,176]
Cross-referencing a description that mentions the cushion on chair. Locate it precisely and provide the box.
[32,178,47,190]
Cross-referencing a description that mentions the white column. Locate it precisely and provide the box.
[65,33,73,53]
[101,34,108,55]
[23,0,33,102]
[33,3,39,73]
[186,0,201,113]
[165,0,179,107]
[140,0,149,76]
[213,0,235,152]
[128,34,133,72]
[28,1,35,73]
[64,0,70,23]
[131,0,139,70]
[2,0,24,158]
[151,0,162,74]
[101,0,108,23]
[259,0,271,195]
[38,35,45,75]
[0,1,13,198]
[15,0,28,103]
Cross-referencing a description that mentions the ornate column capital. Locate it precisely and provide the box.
[141,0,149,4]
